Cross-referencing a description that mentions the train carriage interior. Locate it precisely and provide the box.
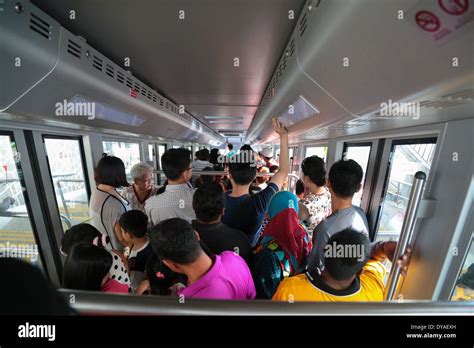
[0,0,474,326]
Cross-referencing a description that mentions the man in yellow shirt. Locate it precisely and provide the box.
[272,228,412,302]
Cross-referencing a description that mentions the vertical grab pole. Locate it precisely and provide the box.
[384,171,426,301]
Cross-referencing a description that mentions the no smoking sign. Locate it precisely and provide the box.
[412,0,473,44]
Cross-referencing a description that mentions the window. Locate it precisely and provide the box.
[343,143,372,207]
[44,137,90,231]
[304,146,328,162]
[0,133,42,267]
[376,138,436,241]
[451,237,474,302]
[157,144,167,185]
[148,144,155,163]
[102,141,141,181]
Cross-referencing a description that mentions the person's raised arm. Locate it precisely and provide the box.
[269,118,289,190]
[371,241,412,276]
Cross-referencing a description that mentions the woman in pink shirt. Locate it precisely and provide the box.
[150,218,256,300]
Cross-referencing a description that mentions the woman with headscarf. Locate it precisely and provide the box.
[253,191,312,299]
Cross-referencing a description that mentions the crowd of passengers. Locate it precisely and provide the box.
[58,118,412,302]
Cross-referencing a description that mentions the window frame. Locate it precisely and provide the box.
[341,141,374,211]
[42,134,92,231]
[371,136,437,242]
[0,129,61,285]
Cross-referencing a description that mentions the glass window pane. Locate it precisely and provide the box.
[305,146,328,162]
[451,238,474,302]
[148,144,154,163]
[44,138,90,230]
[376,141,436,241]
[0,134,42,267]
[102,141,141,181]
[344,145,372,207]
[157,145,167,184]
[157,145,166,168]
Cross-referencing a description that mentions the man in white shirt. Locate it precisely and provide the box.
[145,148,196,225]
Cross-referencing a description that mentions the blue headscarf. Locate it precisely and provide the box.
[267,191,299,219]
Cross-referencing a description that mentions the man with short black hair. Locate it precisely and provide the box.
[306,159,369,274]
[149,218,255,300]
[192,182,252,266]
[119,210,152,273]
[222,118,289,244]
[144,148,195,225]
[273,228,412,302]
[226,143,236,158]
[191,148,213,184]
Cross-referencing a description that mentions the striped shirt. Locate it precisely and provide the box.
[144,183,196,225]
[191,160,214,182]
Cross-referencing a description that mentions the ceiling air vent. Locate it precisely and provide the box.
[116,71,125,84]
[30,12,51,40]
[92,55,103,71]
[105,64,115,78]
[134,83,141,94]
[298,10,308,37]
[67,39,81,59]
[288,38,295,57]
[418,88,474,109]
[442,88,474,100]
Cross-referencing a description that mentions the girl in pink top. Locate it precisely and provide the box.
[62,243,130,294]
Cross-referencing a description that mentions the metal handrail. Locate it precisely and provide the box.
[153,170,274,177]
[384,171,427,301]
[58,289,474,316]
[154,170,300,180]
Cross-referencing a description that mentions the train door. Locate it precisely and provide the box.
[0,129,61,285]
[0,131,43,267]
[371,137,437,242]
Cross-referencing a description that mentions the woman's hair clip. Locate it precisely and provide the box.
[92,235,108,247]
[156,272,165,279]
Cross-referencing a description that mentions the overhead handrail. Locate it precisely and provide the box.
[384,171,427,301]
[154,170,298,179]
[58,289,473,316]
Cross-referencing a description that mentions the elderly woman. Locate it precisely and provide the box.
[122,162,159,212]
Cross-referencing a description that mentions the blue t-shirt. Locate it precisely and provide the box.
[222,183,279,244]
